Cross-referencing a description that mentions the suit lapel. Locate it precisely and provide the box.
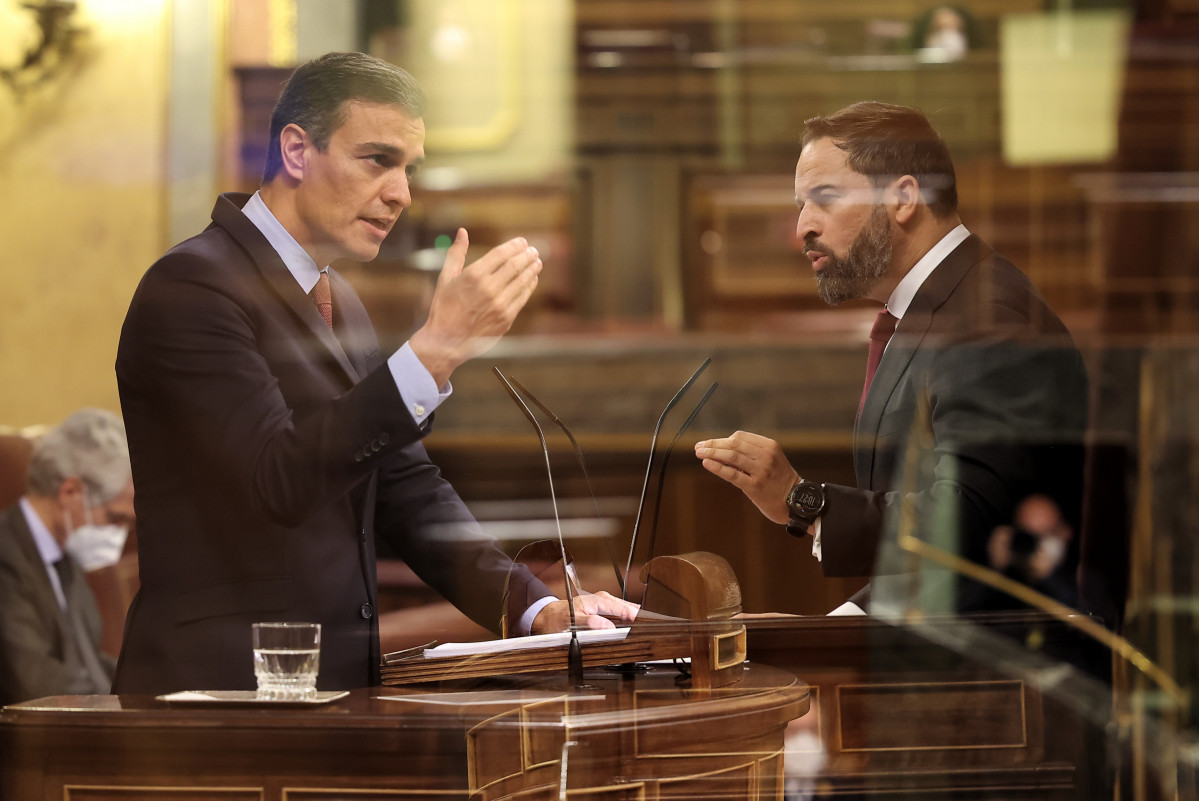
[854,235,988,488]
[1,506,69,648]
[328,268,383,378]
[57,553,111,689]
[210,194,362,386]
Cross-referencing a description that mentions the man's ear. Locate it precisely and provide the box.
[57,476,85,507]
[892,174,922,225]
[56,476,87,530]
[278,123,311,182]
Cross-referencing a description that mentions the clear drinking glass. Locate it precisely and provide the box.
[252,622,321,700]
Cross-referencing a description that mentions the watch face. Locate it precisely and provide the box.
[786,482,824,513]
[796,484,824,510]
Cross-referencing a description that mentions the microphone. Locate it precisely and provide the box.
[622,358,713,601]
[644,380,718,569]
[506,375,625,597]
[493,367,585,687]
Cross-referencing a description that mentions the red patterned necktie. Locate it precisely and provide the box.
[311,271,333,329]
[859,309,897,415]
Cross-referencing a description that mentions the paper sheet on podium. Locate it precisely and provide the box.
[424,627,631,658]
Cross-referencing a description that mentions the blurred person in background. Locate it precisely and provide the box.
[0,408,134,704]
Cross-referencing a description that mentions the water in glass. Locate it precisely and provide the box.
[252,622,320,700]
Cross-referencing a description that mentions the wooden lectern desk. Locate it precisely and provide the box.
[0,664,807,801]
[2,551,803,800]
[744,611,1110,800]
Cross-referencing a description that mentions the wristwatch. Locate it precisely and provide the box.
[785,479,826,534]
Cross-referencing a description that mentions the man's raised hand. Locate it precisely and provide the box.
[409,228,542,386]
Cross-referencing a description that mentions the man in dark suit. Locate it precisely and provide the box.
[113,52,636,695]
[0,409,135,704]
[694,102,1088,613]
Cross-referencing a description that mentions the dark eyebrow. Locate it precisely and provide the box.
[359,141,404,158]
[358,142,425,171]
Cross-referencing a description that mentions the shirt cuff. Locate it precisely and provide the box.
[517,596,557,636]
[388,342,452,426]
[811,517,823,561]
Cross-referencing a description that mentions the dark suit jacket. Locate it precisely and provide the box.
[0,504,111,704]
[112,193,551,695]
[819,235,1089,612]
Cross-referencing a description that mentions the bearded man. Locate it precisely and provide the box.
[694,102,1089,614]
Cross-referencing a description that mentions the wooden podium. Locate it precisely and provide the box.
[0,551,808,799]
[0,664,808,801]
[382,551,748,690]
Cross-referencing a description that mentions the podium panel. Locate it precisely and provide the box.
[745,612,1105,799]
[0,665,807,801]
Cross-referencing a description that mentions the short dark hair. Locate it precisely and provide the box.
[262,51,427,183]
[801,101,958,218]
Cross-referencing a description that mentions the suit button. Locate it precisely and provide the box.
[360,603,373,619]
[353,451,365,462]
[378,432,390,446]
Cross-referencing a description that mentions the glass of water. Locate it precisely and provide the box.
[252,622,321,700]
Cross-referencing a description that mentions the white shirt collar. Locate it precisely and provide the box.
[886,224,970,319]
[19,496,63,566]
[241,191,325,293]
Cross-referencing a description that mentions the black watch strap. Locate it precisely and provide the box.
[786,519,811,537]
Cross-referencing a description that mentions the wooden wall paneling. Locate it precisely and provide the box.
[232,67,291,192]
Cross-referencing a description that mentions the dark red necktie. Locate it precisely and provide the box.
[311,271,333,329]
[859,309,897,415]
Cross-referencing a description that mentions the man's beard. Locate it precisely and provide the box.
[808,205,893,306]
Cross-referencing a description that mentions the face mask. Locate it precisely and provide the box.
[925,28,968,59]
[63,504,129,572]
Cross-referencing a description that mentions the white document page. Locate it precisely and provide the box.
[424,627,631,658]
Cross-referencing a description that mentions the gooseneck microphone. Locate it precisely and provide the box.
[506,375,625,597]
[622,358,712,602]
[644,380,718,570]
[493,367,585,687]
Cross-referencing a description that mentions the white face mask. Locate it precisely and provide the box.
[925,28,968,59]
[63,504,129,572]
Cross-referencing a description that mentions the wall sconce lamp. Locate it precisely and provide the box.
[0,1,87,98]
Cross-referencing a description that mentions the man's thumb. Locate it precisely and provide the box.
[438,228,469,284]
